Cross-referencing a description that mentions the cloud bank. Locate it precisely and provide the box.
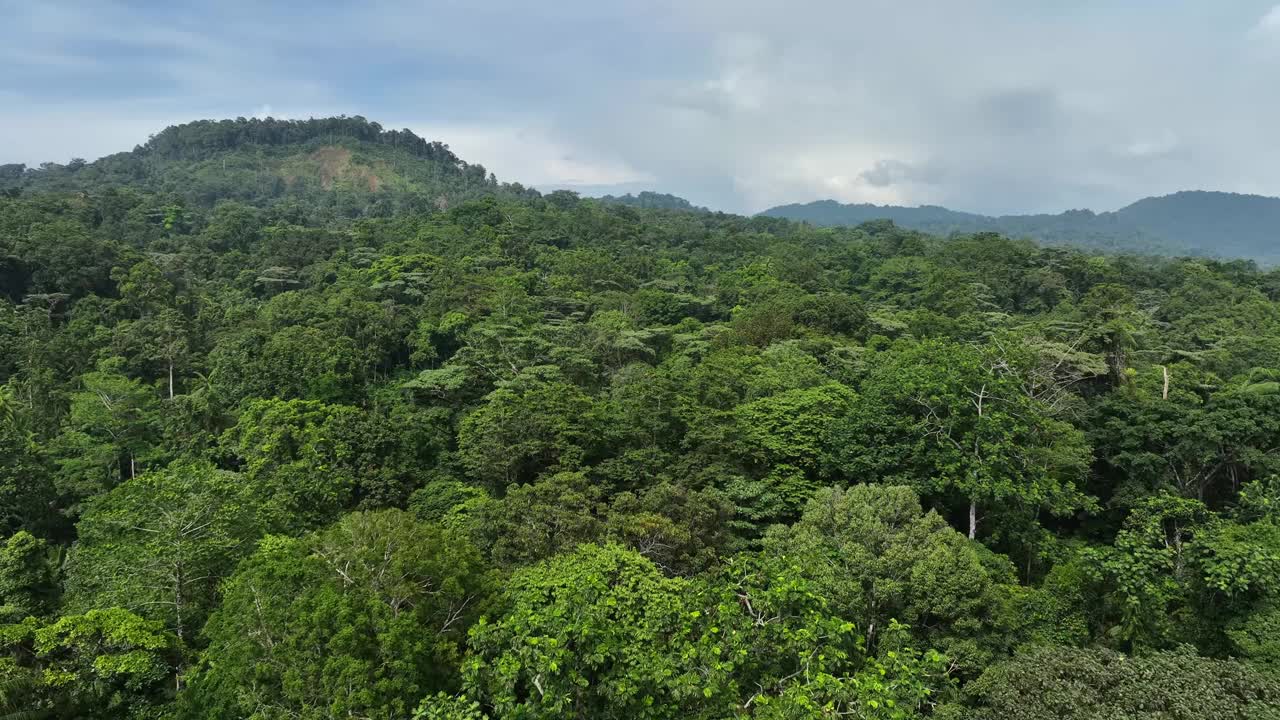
[4,0,1280,214]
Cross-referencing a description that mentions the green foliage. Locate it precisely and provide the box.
[414,693,490,720]
[832,340,1093,541]
[0,533,58,623]
[1228,600,1280,671]
[458,371,610,489]
[0,387,55,536]
[7,117,1280,718]
[465,544,693,719]
[597,192,703,211]
[464,544,949,719]
[479,471,604,566]
[1081,495,1280,653]
[220,398,357,526]
[51,358,163,507]
[0,608,181,719]
[693,553,949,718]
[945,645,1280,719]
[0,675,46,720]
[219,398,445,530]
[734,383,855,473]
[1091,365,1280,504]
[17,117,528,215]
[61,461,265,641]
[180,510,489,720]
[603,482,735,576]
[765,485,1016,674]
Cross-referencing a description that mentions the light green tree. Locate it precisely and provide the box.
[832,340,1092,540]
[62,461,264,643]
[180,510,489,720]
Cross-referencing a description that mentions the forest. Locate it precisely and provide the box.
[1,117,1280,718]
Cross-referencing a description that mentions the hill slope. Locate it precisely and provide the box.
[1114,191,1280,261]
[0,116,539,214]
[763,191,1280,262]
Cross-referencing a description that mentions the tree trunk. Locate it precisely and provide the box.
[174,571,184,691]
[168,360,175,400]
[968,499,977,540]
[1172,525,1185,579]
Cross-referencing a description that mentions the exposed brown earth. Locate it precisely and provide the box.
[283,146,383,191]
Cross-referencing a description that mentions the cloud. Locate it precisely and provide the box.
[1119,130,1180,159]
[0,95,184,165]
[975,88,1065,136]
[860,161,908,189]
[406,123,653,187]
[4,1,1280,214]
[859,160,943,189]
[1257,4,1280,33]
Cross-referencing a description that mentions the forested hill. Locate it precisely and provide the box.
[1115,191,1280,260]
[762,191,1280,262]
[597,190,707,211]
[0,116,541,214]
[4,117,1280,718]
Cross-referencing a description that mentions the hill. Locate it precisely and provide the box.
[762,191,1280,262]
[596,191,706,211]
[1114,191,1280,261]
[0,116,540,215]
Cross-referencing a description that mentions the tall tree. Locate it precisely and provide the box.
[61,461,264,644]
[51,358,162,506]
[181,510,489,720]
[832,340,1092,540]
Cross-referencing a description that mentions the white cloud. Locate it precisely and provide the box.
[0,99,183,165]
[407,123,653,187]
[731,142,925,209]
[1257,4,1280,32]
[1119,130,1180,159]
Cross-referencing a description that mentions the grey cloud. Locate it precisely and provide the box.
[975,87,1065,136]
[860,161,905,188]
[859,159,944,188]
[5,1,1280,216]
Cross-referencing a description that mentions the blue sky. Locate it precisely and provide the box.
[4,1,1280,214]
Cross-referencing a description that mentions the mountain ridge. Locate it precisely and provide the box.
[0,116,543,214]
[762,190,1280,262]
[5,117,1280,261]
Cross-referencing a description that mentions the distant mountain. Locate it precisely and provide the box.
[597,191,706,211]
[0,116,540,213]
[762,191,1280,262]
[1113,191,1280,261]
[761,200,986,230]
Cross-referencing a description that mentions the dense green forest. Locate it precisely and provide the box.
[762,191,1280,263]
[3,117,1280,718]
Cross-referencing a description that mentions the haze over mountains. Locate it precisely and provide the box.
[762,192,1280,263]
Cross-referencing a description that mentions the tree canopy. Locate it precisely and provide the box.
[2,116,1280,717]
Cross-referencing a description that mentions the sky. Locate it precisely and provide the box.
[4,1,1280,215]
